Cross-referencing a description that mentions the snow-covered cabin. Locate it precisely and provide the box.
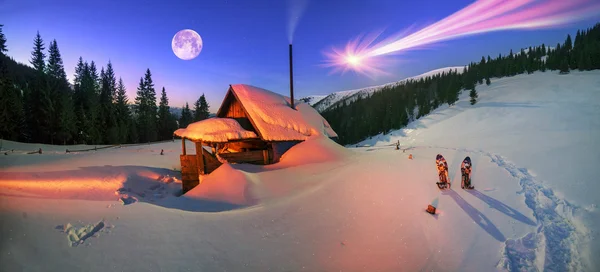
[174,84,338,192]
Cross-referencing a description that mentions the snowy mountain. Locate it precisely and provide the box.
[299,95,328,106]
[308,66,466,112]
[1,70,598,271]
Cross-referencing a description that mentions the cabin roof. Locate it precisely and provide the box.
[219,84,338,141]
[174,118,258,143]
[176,84,338,142]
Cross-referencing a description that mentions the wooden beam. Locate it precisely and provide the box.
[196,142,204,175]
[263,149,268,165]
[201,141,207,174]
[182,138,186,155]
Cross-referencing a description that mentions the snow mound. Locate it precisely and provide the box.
[174,118,258,142]
[183,163,260,206]
[230,84,337,141]
[279,136,352,166]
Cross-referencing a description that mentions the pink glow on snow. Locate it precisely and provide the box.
[324,0,600,77]
[0,167,177,201]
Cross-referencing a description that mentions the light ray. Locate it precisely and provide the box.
[324,0,600,77]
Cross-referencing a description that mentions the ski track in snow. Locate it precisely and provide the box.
[423,145,588,271]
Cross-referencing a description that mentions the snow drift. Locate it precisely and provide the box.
[183,163,260,206]
[1,70,598,272]
[182,136,351,206]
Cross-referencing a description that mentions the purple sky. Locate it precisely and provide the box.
[1,0,598,112]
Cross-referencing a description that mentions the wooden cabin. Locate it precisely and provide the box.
[174,84,338,193]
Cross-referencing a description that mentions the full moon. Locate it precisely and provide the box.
[172,29,203,60]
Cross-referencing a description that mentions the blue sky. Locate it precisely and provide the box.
[1,0,598,112]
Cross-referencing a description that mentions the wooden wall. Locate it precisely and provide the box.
[223,98,246,118]
[203,150,222,174]
[222,140,267,153]
[218,150,268,165]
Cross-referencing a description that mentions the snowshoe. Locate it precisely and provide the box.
[461,156,474,189]
[435,154,450,189]
[436,182,450,189]
[461,175,474,189]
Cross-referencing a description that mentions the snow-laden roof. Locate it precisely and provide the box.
[228,84,338,141]
[174,118,258,143]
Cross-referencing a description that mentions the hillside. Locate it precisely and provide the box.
[1,70,598,271]
[306,66,466,112]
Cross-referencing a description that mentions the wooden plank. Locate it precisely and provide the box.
[263,149,268,165]
[225,98,247,118]
[196,142,205,175]
[201,141,207,174]
[218,150,267,164]
[180,155,199,193]
[181,138,186,155]
[202,150,222,174]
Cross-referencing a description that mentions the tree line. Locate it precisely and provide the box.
[321,23,600,145]
[0,26,211,145]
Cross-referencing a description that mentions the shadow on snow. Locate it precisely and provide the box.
[467,189,536,226]
[442,189,506,242]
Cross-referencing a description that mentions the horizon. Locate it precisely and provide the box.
[2,0,599,112]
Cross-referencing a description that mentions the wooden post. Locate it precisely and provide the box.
[181,138,186,155]
[196,141,205,175]
[263,149,269,165]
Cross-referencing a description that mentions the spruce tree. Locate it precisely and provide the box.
[105,61,117,100]
[99,64,118,143]
[485,77,491,85]
[0,24,6,53]
[135,77,147,142]
[193,97,201,121]
[179,102,193,128]
[115,78,131,143]
[27,32,52,143]
[157,87,177,140]
[30,32,46,72]
[194,94,210,121]
[565,34,573,51]
[47,40,75,144]
[469,86,478,105]
[0,26,25,141]
[134,69,158,142]
[79,61,100,144]
[72,57,86,143]
[578,52,585,71]
[559,59,570,74]
[144,69,157,142]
